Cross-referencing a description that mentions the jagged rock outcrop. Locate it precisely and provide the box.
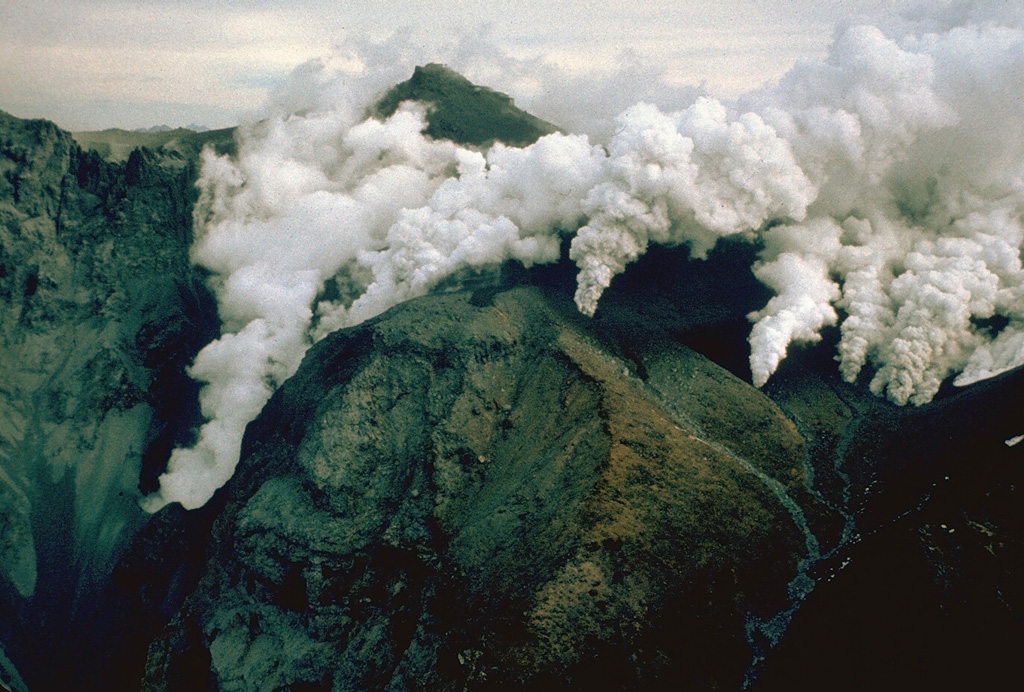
[143,280,819,691]
[0,109,227,691]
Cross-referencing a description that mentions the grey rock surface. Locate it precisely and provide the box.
[0,109,222,690]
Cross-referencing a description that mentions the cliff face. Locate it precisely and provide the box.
[0,110,222,690]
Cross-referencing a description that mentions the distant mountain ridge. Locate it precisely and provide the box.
[133,124,212,134]
[70,125,235,163]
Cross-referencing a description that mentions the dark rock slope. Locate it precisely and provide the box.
[137,67,844,690]
[143,280,819,691]
[141,251,1024,692]
[373,63,560,147]
[0,109,225,691]
[139,64,1023,690]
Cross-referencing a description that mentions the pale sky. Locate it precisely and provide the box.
[0,1,919,131]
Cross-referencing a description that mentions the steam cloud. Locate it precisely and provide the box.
[143,2,1024,511]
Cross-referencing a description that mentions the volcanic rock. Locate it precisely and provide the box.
[0,109,224,690]
[142,279,817,691]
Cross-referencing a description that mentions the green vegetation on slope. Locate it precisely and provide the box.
[374,63,559,147]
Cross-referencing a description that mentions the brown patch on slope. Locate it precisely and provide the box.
[144,285,810,691]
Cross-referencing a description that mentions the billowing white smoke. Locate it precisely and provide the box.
[143,2,1024,511]
[570,98,816,316]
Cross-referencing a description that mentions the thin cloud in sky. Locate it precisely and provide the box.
[1,0,919,130]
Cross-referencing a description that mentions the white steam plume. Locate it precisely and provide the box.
[570,98,815,316]
[144,2,1024,511]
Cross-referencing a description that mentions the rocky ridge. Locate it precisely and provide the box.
[140,239,1024,691]
[0,109,227,690]
[142,280,818,691]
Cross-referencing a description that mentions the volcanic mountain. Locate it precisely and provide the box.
[0,64,1021,692]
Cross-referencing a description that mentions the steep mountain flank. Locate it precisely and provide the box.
[374,63,560,147]
[0,110,222,690]
[142,239,1024,691]
[142,283,814,691]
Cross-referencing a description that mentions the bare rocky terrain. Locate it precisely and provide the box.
[0,109,227,691]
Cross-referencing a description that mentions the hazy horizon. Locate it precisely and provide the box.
[1,0,919,132]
